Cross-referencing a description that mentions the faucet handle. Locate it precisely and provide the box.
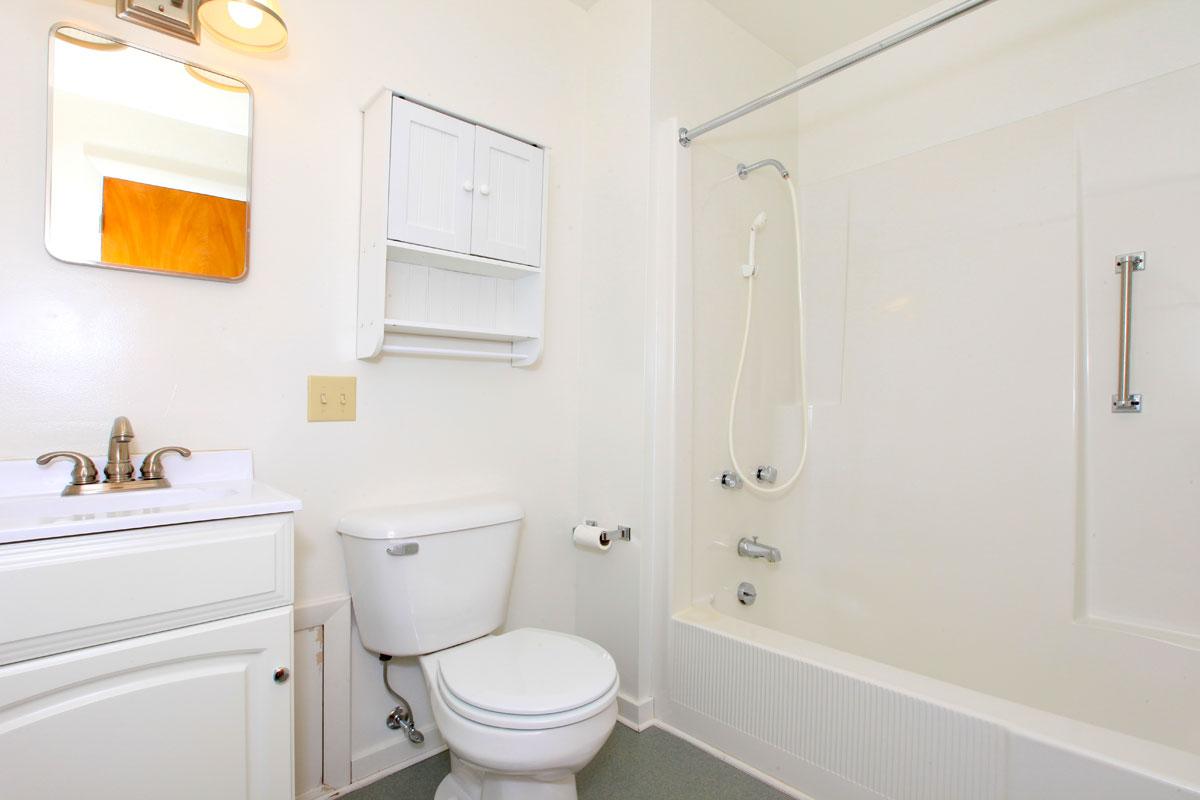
[140,447,192,481]
[36,451,100,486]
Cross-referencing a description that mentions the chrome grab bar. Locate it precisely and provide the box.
[1112,252,1145,413]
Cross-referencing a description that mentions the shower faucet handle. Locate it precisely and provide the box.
[755,465,778,484]
[718,471,742,490]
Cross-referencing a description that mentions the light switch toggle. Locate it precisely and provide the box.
[308,376,357,422]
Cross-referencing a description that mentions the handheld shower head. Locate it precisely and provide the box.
[745,210,768,275]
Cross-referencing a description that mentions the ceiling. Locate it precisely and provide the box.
[703,0,938,65]
[565,0,938,66]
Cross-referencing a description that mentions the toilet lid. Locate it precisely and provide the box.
[437,628,618,716]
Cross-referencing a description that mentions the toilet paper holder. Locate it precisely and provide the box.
[583,520,632,544]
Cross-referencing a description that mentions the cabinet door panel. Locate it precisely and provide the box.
[0,607,292,800]
[388,97,476,252]
[471,127,544,267]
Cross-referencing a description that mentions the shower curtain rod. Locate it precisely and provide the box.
[677,0,998,147]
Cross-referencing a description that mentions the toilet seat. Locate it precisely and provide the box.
[434,628,619,731]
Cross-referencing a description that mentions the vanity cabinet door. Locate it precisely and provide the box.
[470,125,544,267]
[0,607,293,800]
[387,97,477,252]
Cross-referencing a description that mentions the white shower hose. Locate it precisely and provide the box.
[727,177,808,495]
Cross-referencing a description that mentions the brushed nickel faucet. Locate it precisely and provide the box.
[737,536,782,563]
[103,416,136,484]
[36,417,191,497]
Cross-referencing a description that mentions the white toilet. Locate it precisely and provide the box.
[338,496,618,800]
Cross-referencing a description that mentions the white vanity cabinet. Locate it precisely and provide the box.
[0,511,296,800]
[387,97,544,268]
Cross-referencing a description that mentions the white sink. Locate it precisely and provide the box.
[0,451,301,546]
[0,486,234,519]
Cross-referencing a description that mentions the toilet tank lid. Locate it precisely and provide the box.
[337,495,523,540]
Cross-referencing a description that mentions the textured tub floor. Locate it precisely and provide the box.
[342,724,791,800]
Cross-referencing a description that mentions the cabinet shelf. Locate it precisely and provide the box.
[382,319,538,342]
[385,241,539,281]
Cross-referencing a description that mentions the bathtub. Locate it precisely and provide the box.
[658,603,1200,800]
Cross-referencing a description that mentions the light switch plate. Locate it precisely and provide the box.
[116,0,201,44]
[308,376,357,422]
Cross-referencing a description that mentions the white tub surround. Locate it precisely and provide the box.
[0,449,300,545]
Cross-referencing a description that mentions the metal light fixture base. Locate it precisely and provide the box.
[116,0,201,44]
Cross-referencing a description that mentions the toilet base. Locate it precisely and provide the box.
[434,754,578,800]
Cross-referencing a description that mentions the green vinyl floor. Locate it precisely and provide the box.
[342,724,792,800]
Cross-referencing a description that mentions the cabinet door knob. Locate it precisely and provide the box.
[478,184,490,196]
[274,667,290,684]
[462,180,474,192]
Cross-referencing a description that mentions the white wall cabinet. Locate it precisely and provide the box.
[0,514,295,799]
[358,92,548,365]
[387,97,544,268]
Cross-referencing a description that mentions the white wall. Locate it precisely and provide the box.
[680,0,1200,756]
[574,0,654,717]
[2,0,592,788]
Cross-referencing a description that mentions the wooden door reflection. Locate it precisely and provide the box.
[100,178,247,279]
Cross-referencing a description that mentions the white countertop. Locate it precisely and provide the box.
[0,450,301,546]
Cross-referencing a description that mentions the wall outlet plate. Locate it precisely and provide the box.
[116,0,201,44]
[307,376,357,422]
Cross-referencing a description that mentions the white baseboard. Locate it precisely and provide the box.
[616,692,656,731]
[649,720,814,800]
[303,741,449,800]
[350,723,447,784]
[302,696,807,800]
[319,711,805,800]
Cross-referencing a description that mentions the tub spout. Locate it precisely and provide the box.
[737,536,782,563]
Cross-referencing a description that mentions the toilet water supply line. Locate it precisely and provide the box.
[380,654,425,744]
[728,174,809,494]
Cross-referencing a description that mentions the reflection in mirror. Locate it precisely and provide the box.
[46,26,252,281]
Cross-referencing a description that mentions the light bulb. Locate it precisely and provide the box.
[227,1,264,29]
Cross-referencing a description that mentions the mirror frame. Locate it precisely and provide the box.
[44,23,254,283]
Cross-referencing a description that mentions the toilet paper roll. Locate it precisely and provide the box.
[573,523,611,553]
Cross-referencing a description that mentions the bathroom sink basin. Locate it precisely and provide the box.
[0,451,300,546]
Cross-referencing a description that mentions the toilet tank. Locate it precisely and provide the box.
[337,496,523,656]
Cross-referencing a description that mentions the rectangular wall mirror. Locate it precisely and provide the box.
[45,25,252,281]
